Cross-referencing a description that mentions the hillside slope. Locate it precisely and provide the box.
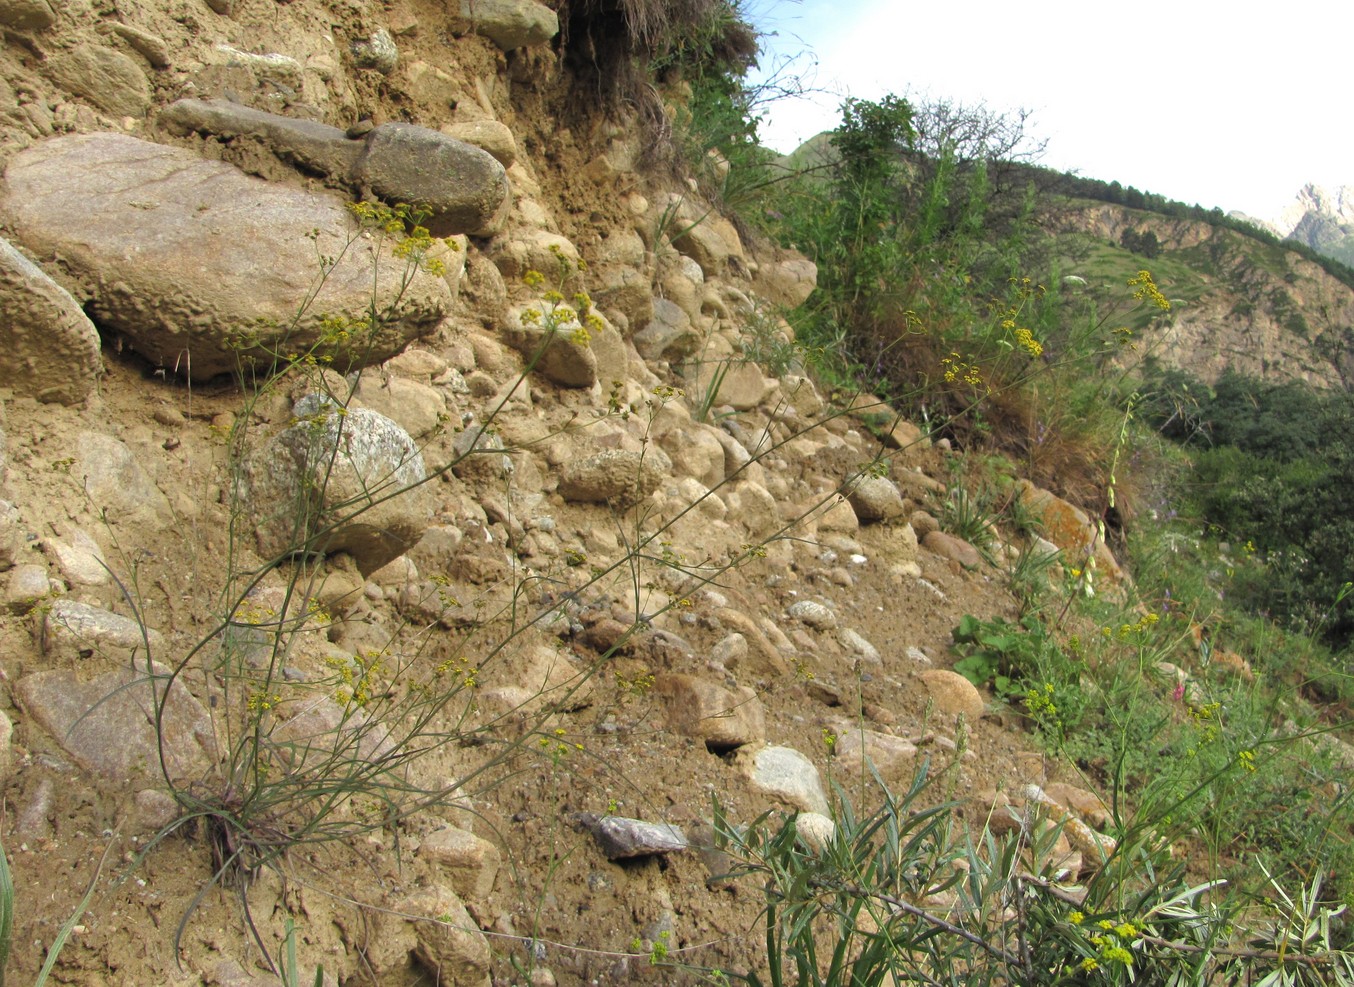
[1045,202,1354,388]
[0,2,1126,984]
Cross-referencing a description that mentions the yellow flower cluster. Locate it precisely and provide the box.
[1013,327,1043,358]
[1128,270,1171,311]
[246,691,282,713]
[327,649,388,708]
[941,352,983,386]
[347,200,455,278]
[1104,611,1160,641]
[434,654,479,689]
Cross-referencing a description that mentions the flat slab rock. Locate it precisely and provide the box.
[0,133,453,380]
[16,660,214,784]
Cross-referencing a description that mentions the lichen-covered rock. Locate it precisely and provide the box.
[0,236,101,405]
[786,599,837,631]
[736,744,830,815]
[558,448,671,507]
[351,28,398,72]
[1017,480,1128,589]
[240,406,432,575]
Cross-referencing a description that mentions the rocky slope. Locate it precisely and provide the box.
[0,2,1151,984]
[1046,203,1354,388]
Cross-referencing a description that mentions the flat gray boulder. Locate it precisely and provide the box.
[0,133,454,380]
[160,99,511,237]
[0,236,101,405]
[239,405,433,575]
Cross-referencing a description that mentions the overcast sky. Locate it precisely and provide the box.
[746,0,1351,221]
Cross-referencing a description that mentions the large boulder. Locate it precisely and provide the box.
[1017,480,1128,589]
[239,406,433,575]
[0,236,102,404]
[453,0,558,50]
[0,133,454,380]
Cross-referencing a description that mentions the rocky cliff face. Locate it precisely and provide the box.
[1047,203,1354,388]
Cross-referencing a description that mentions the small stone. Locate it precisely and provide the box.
[0,501,24,570]
[655,674,765,752]
[401,887,492,985]
[736,744,829,815]
[45,528,109,587]
[456,0,559,50]
[833,727,918,775]
[0,711,12,784]
[786,599,836,631]
[848,476,907,521]
[581,814,687,860]
[49,44,151,118]
[920,669,986,720]
[134,789,179,830]
[113,23,172,68]
[838,628,880,664]
[443,119,518,167]
[153,405,187,427]
[0,0,55,31]
[212,44,302,85]
[558,449,670,508]
[16,660,212,782]
[922,530,983,569]
[794,811,836,852]
[7,563,51,614]
[41,599,166,662]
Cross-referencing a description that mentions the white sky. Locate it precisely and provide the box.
[745,0,1351,221]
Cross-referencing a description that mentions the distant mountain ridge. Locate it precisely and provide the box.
[1233,184,1354,267]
